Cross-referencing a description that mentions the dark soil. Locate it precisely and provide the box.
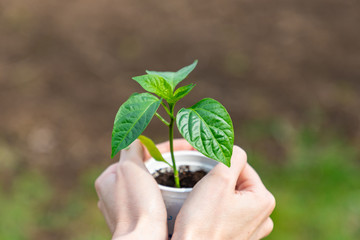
[154,166,207,188]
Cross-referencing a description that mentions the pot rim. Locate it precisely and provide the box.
[146,150,215,193]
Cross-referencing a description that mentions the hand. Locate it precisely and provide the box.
[95,139,194,240]
[172,146,276,240]
[95,140,167,240]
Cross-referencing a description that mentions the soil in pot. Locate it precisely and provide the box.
[153,165,207,188]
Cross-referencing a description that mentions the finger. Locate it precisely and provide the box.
[98,201,116,233]
[119,139,144,164]
[255,217,274,239]
[96,170,117,198]
[236,164,266,192]
[118,140,151,174]
[207,146,247,187]
[144,138,195,160]
[98,163,118,178]
[95,163,118,194]
[160,138,195,152]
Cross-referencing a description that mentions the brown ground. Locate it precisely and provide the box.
[0,0,359,217]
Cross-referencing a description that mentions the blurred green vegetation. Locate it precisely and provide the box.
[1,0,359,239]
[0,167,110,240]
[0,121,358,239]
[245,121,360,239]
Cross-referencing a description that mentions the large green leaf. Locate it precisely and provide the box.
[138,135,172,167]
[132,74,173,101]
[111,93,161,158]
[146,60,198,90]
[169,83,195,103]
[176,98,234,166]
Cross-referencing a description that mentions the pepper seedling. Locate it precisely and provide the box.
[111,60,234,188]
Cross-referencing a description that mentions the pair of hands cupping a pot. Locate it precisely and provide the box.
[95,139,275,240]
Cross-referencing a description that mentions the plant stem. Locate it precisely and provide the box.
[168,103,180,188]
[155,112,170,126]
[161,101,174,118]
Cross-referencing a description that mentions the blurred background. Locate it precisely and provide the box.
[0,0,359,239]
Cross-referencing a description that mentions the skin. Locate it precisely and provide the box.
[95,139,275,240]
[172,146,276,240]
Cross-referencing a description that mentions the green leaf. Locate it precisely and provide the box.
[132,74,173,101]
[138,135,172,167]
[169,83,195,103]
[146,60,198,90]
[176,98,234,166]
[111,93,161,158]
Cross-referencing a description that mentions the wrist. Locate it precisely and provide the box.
[112,219,167,240]
[172,227,221,240]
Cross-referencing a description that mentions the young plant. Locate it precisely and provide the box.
[111,60,234,188]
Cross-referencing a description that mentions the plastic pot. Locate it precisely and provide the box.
[145,150,218,238]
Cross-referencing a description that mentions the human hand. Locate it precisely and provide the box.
[172,146,276,240]
[95,140,167,240]
[95,139,195,240]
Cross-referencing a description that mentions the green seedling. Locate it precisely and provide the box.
[111,60,234,188]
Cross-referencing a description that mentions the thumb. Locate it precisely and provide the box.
[119,139,144,164]
[206,146,247,187]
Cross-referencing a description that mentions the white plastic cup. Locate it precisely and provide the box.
[145,151,218,239]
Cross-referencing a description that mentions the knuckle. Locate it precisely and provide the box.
[255,190,276,213]
[220,174,233,185]
[264,218,274,236]
[260,191,276,212]
[118,160,132,170]
[267,192,276,211]
[117,160,137,176]
[208,172,233,186]
[94,178,102,193]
